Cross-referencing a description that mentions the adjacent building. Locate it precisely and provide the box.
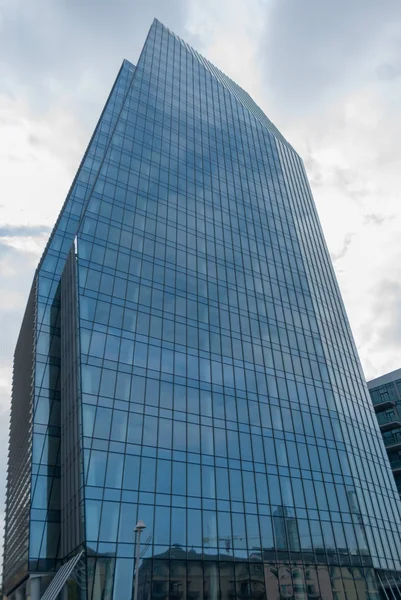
[368,369,401,498]
[4,18,401,600]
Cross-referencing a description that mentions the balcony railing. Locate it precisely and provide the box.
[372,397,396,412]
[377,411,401,431]
[383,431,401,451]
[389,459,401,474]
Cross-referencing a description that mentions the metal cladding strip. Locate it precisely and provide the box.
[40,551,84,600]
[376,571,399,600]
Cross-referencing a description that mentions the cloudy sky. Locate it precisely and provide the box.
[1,0,401,549]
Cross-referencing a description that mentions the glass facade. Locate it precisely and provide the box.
[4,17,401,600]
[368,369,401,498]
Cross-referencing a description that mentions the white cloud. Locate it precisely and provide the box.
[186,0,268,104]
[0,93,86,229]
[185,0,401,380]
[285,82,401,379]
[260,0,401,120]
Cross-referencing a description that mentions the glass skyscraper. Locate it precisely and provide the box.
[4,18,401,600]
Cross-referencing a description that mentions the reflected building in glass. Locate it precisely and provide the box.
[4,17,401,600]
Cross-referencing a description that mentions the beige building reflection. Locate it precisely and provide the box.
[132,546,379,600]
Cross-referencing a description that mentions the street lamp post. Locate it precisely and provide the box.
[133,520,146,600]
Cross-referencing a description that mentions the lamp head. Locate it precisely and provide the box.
[134,520,146,532]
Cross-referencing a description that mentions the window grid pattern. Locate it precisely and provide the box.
[28,60,136,576]
[6,16,401,600]
[70,18,401,599]
[276,143,401,569]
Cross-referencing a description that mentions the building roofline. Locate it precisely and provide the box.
[367,368,401,389]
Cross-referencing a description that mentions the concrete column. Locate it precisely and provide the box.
[30,577,41,600]
[16,587,25,600]
[60,583,68,600]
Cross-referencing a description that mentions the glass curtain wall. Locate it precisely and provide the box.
[5,17,401,600]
